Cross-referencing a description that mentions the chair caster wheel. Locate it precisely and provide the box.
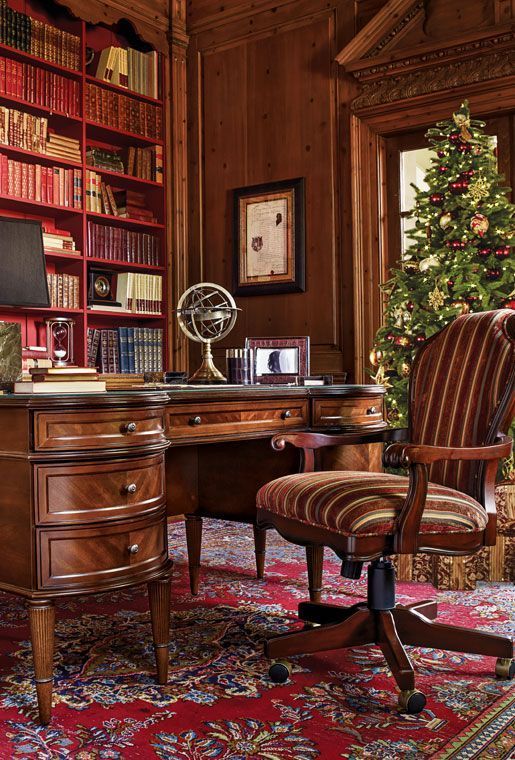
[495,658,515,679]
[269,660,291,684]
[398,689,426,714]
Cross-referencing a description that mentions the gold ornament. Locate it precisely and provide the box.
[451,299,470,314]
[372,366,392,388]
[403,261,419,273]
[428,286,445,310]
[452,107,472,141]
[467,175,491,203]
[369,348,383,367]
[439,212,453,230]
[401,362,411,377]
[470,213,489,237]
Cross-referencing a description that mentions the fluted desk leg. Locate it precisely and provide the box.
[28,600,55,725]
[148,575,171,684]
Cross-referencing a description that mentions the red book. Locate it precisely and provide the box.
[0,58,5,95]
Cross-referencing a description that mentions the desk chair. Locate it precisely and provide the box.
[256,309,515,713]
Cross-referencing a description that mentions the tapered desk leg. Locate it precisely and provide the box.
[148,576,171,685]
[253,525,267,579]
[28,599,55,725]
[185,515,202,595]
[306,545,324,603]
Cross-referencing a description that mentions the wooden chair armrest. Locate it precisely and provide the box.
[272,427,408,452]
[383,435,512,468]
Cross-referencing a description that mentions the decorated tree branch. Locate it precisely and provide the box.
[370,101,515,475]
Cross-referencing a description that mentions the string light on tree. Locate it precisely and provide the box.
[369,100,514,473]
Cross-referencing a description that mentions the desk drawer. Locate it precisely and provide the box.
[36,514,167,590]
[34,408,165,451]
[166,399,308,441]
[313,396,384,428]
[35,453,165,525]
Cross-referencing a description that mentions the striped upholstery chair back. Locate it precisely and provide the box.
[409,310,515,500]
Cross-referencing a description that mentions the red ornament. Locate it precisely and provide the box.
[449,181,466,194]
[406,301,414,312]
[415,334,426,345]
[394,336,410,347]
[494,246,510,259]
[461,169,475,179]
[466,295,479,304]
[447,239,466,250]
[447,279,454,288]
[439,165,450,174]
[449,132,461,144]
[477,246,492,258]
[437,150,445,158]
[457,142,472,153]
[386,332,395,342]
[470,213,489,237]
[486,267,502,281]
[429,193,444,206]
[503,299,515,309]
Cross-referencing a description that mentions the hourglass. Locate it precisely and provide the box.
[45,318,75,367]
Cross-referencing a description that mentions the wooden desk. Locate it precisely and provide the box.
[0,383,385,722]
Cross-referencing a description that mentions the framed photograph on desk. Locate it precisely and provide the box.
[233,178,305,296]
[246,336,310,384]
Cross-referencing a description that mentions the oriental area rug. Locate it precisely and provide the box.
[0,520,513,759]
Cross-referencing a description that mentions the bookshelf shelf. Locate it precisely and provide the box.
[0,193,82,215]
[0,91,82,122]
[0,142,82,168]
[0,0,168,377]
[0,42,82,78]
[85,120,164,148]
[86,257,164,272]
[84,165,163,189]
[86,211,164,229]
[85,74,161,105]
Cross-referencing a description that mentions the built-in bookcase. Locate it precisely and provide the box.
[0,0,168,373]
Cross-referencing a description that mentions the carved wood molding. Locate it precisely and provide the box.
[55,0,169,54]
[336,0,424,66]
[354,46,515,109]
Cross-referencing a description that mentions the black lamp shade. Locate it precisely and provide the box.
[0,217,50,308]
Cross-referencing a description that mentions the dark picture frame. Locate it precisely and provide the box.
[233,178,305,296]
[245,336,310,384]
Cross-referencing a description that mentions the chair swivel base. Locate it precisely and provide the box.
[265,560,515,714]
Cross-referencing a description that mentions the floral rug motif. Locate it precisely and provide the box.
[0,519,513,758]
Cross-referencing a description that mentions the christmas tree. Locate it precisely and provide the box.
[370,101,515,474]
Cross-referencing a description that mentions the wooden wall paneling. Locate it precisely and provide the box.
[188,2,357,377]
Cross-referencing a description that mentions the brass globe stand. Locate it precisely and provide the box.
[188,338,226,384]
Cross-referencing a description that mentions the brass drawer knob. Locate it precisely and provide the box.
[281,410,292,420]
[367,406,378,415]
[125,483,138,494]
[122,422,137,433]
[189,415,202,426]
[128,544,140,555]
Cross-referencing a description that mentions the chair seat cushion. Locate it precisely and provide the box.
[256,471,487,538]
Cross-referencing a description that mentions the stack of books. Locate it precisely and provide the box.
[14,366,106,394]
[114,189,157,222]
[95,46,159,98]
[86,147,124,173]
[46,131,81,164]
[21,346,51,379]
[42,222,79,254]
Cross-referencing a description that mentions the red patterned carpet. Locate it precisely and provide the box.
[0,519,513,759]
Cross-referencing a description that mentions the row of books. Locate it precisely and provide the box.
[0,107,81,162]
[86,147,124,173]
[87,221,160,266]
[46,272,80,309]
[95,46,160,99]
[87,327,164,373]
[43,222,79,253]
[0,1,81,70]
[116,273,162,314]
[0,56,80,117]
[0,154,82,207]
[127,146,163,183]
[86,83,162,140]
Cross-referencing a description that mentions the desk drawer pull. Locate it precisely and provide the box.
[320,415,345,421]
[128,544,140,555]
[281,410,292,420]
[124,483,138,495]
[367,406,378,415]
[122,422,137,434]
[189,415,202,426]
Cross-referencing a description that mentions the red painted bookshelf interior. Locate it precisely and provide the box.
[0,0,168,372]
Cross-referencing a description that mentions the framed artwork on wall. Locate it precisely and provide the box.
[245,336,310,384]
[233,178,305,296]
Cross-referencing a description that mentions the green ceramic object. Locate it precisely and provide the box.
[0,322,22,383]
